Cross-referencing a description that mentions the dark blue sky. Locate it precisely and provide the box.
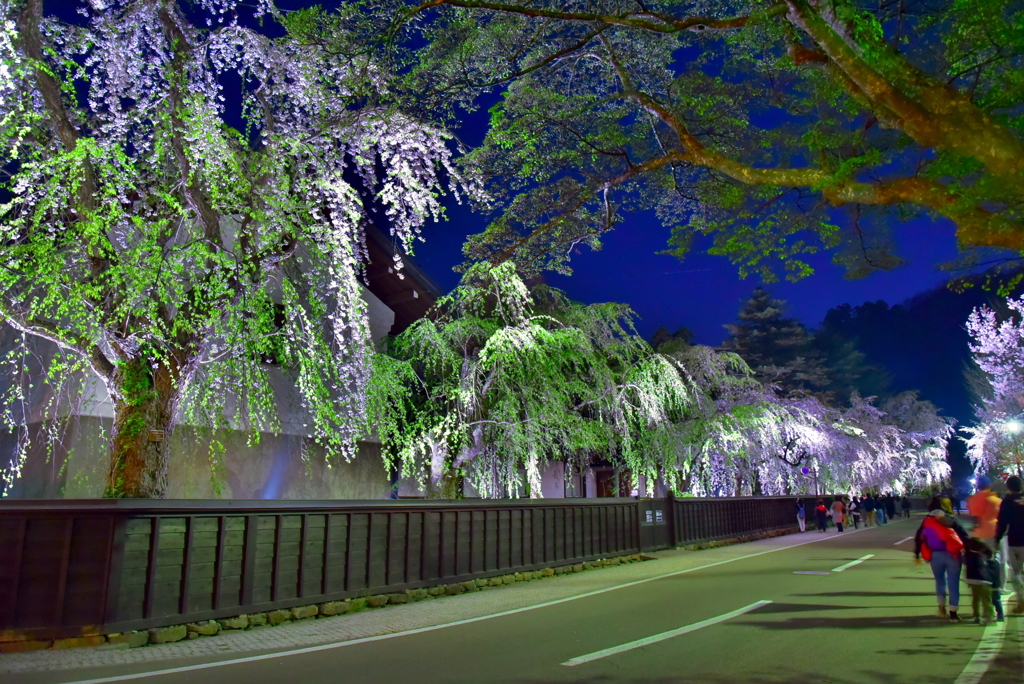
[409,195,962,346]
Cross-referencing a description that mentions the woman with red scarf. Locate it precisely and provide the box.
[915,497,967,621]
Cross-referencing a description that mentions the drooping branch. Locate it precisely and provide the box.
[157,7,223,246]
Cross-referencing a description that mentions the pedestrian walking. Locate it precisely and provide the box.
[915,497,966,621]
[796,498,806,532]
[885,493,896,523]
[964,537,996,623]
[995,475,1024,615]
[863,494,876,526]
[815,499,829,533]
[968,476,1001,550]
[877,494,888,524]
[849,496,861,529]
[831,497,846,533]
[990,549,1005,622]
[902,496,913,518]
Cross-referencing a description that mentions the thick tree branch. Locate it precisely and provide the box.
[493,149,689,264]
[0,300,115,381]
[785,0,1024,179]
[406,0,788,34]
[16,0,95,210]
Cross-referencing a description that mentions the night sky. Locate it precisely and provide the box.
[408,107,964,347]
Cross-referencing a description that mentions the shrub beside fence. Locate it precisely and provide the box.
[0,494,849,643]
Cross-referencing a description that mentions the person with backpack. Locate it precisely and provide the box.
[796,498,806,532]
[815,499,829,533]
[995,475,1024,614]
[831,497,846,533]
[915,497,966,621]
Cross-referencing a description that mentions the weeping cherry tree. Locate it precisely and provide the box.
[367,261,696,498]
[0,0,472,496]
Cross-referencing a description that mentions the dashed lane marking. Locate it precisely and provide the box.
[560,600,772,667]
[894,536,913,545]
[831,554,874,572]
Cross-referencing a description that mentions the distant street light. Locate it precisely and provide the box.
[1006,420,1022,433]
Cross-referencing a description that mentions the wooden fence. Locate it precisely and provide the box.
[0,495,813,642]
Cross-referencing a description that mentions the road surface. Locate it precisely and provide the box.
[5,516,1022,684]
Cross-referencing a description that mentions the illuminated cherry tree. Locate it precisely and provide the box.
[367,262,697,498]
[964,295,1024,476]
[369,264,949,497]
[0,0,473,496]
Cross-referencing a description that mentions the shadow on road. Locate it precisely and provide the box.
[511,671,951,684]
[751,602,862,614]
[793,591,935,598]
[736,612,968,631]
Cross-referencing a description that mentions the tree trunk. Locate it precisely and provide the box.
[425,470,464,499]
[104,356,180,498]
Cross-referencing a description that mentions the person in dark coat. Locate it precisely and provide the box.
[964,537,995,623]
[902,496,913,518]
[862,494,876,526]
[995,475,1024,614]
[815,499,829,533]
[849,496,861,529]
[885,494,897,522]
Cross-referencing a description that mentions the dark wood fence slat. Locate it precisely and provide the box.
[240,515,257,607]
[322,513,332,596]
[52,518,73,626]
[142,517,161,620]
[213,516,226,610]
[297,513,308,599]
[2,517,27,628]
[178,516,194,615]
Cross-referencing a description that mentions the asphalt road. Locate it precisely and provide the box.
[11,518,1024,684]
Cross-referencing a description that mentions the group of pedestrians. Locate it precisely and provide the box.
[914,475,1024,623]
[795,493,912,533]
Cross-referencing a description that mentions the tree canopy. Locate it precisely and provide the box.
[0,0,471,496]
[382,0,1024,281]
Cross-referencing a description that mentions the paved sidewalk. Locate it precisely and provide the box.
[0,519,913,675]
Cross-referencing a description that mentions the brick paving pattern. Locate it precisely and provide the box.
[0,525,882,675]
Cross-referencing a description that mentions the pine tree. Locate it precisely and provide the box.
[723,289,829,396]
[814,311,890,402]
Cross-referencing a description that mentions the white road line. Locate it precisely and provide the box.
[831,554,874,572]
[51,524,891,684]
[953,619,1007,684]
[560,600,772,667]
[893,536,913,545]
